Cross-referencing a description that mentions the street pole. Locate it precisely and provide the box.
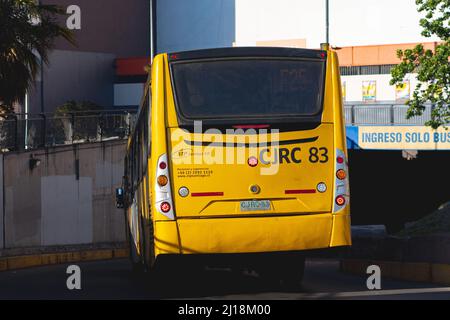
[24,93,28,150]
[326,0,329,44]
[38,0,44,113]
[150,0,157,63]
[40,52,44,113]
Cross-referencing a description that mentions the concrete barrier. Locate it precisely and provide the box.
[431,264,450,286]
[0,140,127,251]
[341,259,450,285]
[0,247,130,272]
[0,155,3,250]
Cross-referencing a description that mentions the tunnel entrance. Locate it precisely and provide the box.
[348,150,450,233]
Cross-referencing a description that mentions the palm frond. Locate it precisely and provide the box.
[0,0,75,111]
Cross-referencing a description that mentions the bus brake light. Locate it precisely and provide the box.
[248,157,258,167]
[160,202,171,213]
[335,195,346,206]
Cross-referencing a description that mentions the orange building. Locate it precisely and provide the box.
[336,42,438,66]
[335,42,439,103]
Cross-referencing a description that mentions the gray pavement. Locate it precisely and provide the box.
[0,258,449,300]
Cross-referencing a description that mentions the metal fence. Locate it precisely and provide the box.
[0,110,137,152]
[344,104,434,126]
[0,104,438,152]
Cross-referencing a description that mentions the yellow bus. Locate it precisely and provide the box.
[117,46,351,286]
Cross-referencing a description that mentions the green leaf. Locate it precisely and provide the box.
[0,0,75,113]
[390,0,450,129]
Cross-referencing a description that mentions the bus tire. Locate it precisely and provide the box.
[143,218,157,273]
[129,231,144,275]
[257,253,305,290]
[280,256,305,291]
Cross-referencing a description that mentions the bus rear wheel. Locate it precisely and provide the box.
[256,253,305,291]
[129,233,145,275]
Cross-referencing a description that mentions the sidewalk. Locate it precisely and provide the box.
[340,233,450,285]
[0,242,129,272]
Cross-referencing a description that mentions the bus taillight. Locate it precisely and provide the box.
[157,175,168,186]
[155,154,175,219]
[333,149,350,213]
[336,169,347,180]
[335,195,346,206]
[159,161,167,170]
[160,202,171,213]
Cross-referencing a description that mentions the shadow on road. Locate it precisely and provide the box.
[1,258,446,300]
[135,264,309,300]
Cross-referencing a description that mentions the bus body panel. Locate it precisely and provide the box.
[153,214,331,255]
[125,48,351,263]
[152,213,350,256]
[167,125,335,218]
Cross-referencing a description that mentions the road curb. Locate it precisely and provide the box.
[0,248,130,272]
[431,264,450,286]
[341,259,450,285]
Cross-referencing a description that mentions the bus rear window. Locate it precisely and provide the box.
[171,58,325,120]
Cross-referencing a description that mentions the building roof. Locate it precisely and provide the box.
[336,42,438,66]
[115,42,440,77]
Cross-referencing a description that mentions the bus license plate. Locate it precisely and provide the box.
[240,200,271,212]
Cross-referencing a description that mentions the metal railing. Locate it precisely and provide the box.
[0,110,137,152]
[0,104,437,152]
[344,103,434,126]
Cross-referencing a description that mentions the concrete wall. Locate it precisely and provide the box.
[36,50,116,113]
[157,0,236,53]
[0,155,3,249]
[114,83,145,107]
[30,50,116,114]
[1,140,126,249]
[43,0,150,57]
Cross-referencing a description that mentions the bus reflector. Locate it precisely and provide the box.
[160,202,171,213]
[157,175,168,186]
[316,182,327,193]
[336,169,347,180]
[285,189,316,195]
[178,187,189,198]
[191,192,224,197]
[335,195,346,206]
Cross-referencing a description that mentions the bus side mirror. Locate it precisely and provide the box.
[116,188,125,209]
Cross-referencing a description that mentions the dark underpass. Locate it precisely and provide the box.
[348,150,450,233]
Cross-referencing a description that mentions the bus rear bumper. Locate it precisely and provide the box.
[153,213,351,256]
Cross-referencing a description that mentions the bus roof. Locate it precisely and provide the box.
[167,47,327,62]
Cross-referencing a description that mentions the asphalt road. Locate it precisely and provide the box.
[0,258,449,300]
